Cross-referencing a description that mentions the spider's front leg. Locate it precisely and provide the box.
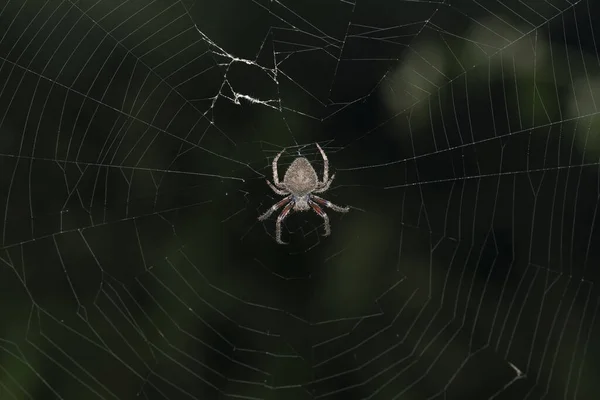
[275,201,294,244]
[309,200,331,236]
[258,196,291,221]
[312,195,350,213]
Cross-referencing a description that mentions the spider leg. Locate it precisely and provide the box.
[258,195,292,221]
[316,143,329,183]
[309,199,331,236]
[272,149,285,185]
[314,173,335,193]
[275,201,294,244]
[311,194,349,213]
[266,179,288,195]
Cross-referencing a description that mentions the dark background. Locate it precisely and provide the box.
[0,0,599,399]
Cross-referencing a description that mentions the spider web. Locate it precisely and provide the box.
[0,0,599,399]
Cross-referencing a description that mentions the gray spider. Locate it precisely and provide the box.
[258,144,349,244]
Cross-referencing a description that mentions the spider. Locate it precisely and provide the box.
[258,144,350,244]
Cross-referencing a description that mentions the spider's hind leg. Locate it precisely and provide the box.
[266,179,288,195]
[316,143,329,182]
[272,149,285,185]
[314,174,335,193]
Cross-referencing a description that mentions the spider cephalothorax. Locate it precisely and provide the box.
[258,144,349,244]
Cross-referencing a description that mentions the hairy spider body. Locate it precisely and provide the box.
[258,144,350,244]
[284,158,316,210]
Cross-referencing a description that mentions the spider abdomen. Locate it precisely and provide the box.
[283,158,318,195]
